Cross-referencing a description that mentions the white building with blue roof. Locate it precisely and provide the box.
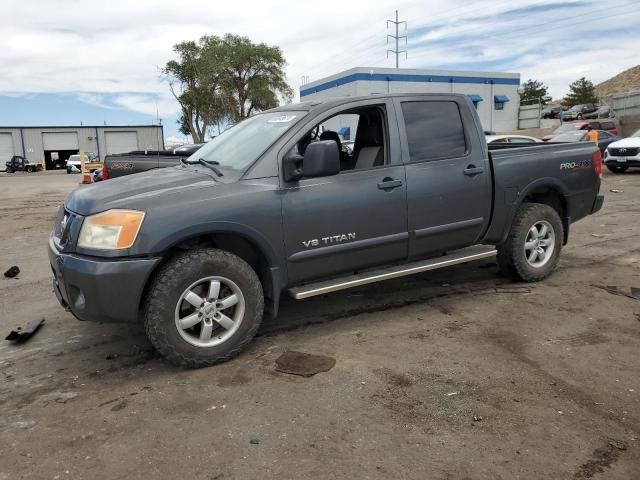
[299,67,521,133]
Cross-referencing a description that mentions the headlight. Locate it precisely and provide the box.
[78,209,145,250]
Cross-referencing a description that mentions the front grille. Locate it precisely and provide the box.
[53,206,78,250]
[609,147,639,157]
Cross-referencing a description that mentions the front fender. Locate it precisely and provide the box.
[148,220,282,270]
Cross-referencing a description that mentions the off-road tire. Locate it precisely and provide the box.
[144,249,264,368]
[606,165,628,173]
[497,203,563,282]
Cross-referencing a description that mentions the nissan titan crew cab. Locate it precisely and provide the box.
[49,94,604,367]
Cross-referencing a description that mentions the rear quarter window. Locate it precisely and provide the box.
[600,121,614,129]
[401,101,467,162]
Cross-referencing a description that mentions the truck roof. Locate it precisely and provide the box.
[270,93,470,114]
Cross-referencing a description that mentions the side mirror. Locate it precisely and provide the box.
[283,140,340,182]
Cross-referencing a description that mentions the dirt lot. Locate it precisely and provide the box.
[1,170,639,480]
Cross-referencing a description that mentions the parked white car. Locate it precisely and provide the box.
[604,129,640,173]
[485,134,542,144]
[66,155,82,173]
[66,153,99,174]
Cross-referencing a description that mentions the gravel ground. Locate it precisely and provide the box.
[1,169,639,480]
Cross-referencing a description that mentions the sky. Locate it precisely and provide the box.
[1,0,639,141]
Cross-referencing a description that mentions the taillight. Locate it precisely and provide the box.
[592,150,602,178]
[101,163,109,180]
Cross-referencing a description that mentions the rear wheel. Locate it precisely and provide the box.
[144,249,264,368]
[606,165,628,173]
[26,166,34,173]
[577,113,583,119]
[497,203,563,282]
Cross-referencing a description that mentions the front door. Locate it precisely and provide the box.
[395,98,492,258]
[281,101,408,284]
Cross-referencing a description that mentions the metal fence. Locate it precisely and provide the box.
[603,91,640,136]
[518,104,541,129]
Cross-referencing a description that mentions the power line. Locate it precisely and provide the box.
[386,10,407,68]
[306,0,517,77]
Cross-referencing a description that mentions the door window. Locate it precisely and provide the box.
[289,105,388,172]
[401,101,467,162]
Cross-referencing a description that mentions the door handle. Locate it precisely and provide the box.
[463,165,484,176]
[377,178,403,190]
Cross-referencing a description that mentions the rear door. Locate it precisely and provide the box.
[395,97,492,258]
[281,99,408,284]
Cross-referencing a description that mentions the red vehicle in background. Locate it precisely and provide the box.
[542,120,618,141]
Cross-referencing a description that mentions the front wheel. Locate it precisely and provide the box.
[497,203,563,282]
[144,249,264,368]
[606,165,628,173]
[577,113,583,119]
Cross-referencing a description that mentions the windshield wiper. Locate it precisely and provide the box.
[193,158,223,177]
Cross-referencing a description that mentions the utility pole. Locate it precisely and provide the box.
[387,10,407,68]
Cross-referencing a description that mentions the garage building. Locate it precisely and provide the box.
[300,67,521,133]
[0,125,164,170]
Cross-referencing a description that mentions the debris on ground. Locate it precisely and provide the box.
[249,439,260,445]
[473,415,483,422]
[274,351,336,377]
[446,391,461,396]
[4,265,20,278]
[608,439,627,451]
[609,189,623,193]
[495,286,532,294]
[592,285,640,301]
[5,318,45,343]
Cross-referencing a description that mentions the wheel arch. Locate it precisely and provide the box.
[140,223,284,319]
[500,178,570,245]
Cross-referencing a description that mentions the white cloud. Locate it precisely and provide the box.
[0,0,639,110]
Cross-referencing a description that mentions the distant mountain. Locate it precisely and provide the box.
[596,65,640,99]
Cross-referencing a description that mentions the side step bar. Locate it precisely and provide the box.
[289,245,497,300]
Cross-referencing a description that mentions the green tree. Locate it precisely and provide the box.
[216,34,293,122]
[562,77,599,107]
[519,79,550,106]
[164,34,292,142]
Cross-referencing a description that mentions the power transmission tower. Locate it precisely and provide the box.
[387,10,407,68]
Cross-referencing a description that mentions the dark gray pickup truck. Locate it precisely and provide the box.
[102,144,205,180]
[49,93,604,367]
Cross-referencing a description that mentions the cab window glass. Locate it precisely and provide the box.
[401,101,466,162]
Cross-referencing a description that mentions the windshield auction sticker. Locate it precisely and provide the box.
[268,115,297,123]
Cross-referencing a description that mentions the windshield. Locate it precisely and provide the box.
[632,129,640,137]
[553,131,586,142]
[188,111,305,171]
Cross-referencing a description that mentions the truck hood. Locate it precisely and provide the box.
[607,137,640,149]
[65,166,219,216]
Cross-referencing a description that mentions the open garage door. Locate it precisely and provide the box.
[42,132,79,150]
[0,133,14,164]
[105,131,138,155]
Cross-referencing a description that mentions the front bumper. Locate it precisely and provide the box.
[605,157,640,167]
[49,235,161,323]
